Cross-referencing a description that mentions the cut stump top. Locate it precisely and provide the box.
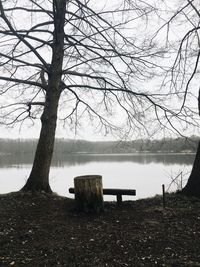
[74,175,102,180]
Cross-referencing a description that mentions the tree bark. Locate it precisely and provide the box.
[181,140,200,197]
[21,0,66,193]
[74,175,104,213]
[21,92,60,192]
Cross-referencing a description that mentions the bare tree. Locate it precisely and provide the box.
[154,0,200,197]
[0,0,186,192]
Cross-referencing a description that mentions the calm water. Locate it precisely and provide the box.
[0,153,195,200]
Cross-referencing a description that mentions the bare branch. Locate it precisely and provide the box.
[0,1,49,68]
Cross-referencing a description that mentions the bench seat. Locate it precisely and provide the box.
[69,187,136,205]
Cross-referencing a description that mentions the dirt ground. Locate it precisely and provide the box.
[1,192,200,267]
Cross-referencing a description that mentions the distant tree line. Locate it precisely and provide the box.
[0,137,198,156]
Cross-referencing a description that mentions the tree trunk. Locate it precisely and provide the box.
[74,175,104,213]
[21,0,66,193]
[21,92,60,192]
[181,140,200,197]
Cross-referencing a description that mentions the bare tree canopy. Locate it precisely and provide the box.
[0,0,166,191]
[152,0,200,135]
[0,0,181,139]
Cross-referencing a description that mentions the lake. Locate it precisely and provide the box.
[0,153,195,200]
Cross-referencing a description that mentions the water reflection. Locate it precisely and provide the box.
[0,152,195,168]
[0,153,194,199]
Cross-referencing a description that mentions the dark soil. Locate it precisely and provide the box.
[1,192,200,267]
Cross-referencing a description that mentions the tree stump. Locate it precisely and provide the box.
[74,175,104,213]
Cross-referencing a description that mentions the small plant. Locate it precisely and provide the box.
[166,170,190,192]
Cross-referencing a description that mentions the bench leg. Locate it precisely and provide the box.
[116,194,122,205]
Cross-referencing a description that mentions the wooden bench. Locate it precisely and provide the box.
[69,187,136,205]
